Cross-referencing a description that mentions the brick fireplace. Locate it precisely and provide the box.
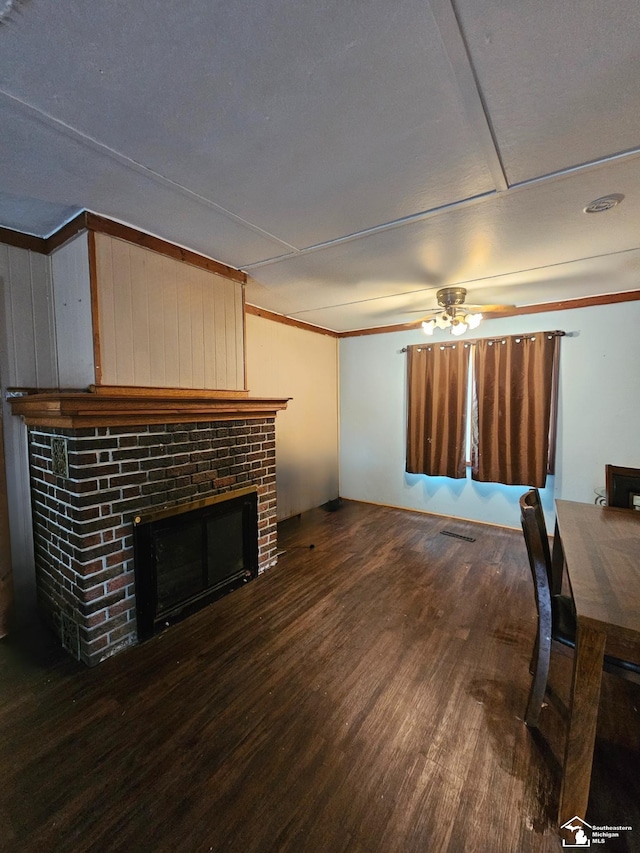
[10,390,288,666]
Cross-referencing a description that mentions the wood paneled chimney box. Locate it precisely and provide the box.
[11,387,289,665]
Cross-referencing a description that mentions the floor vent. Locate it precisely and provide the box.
[440,530,476,542]
[60,612,81,660]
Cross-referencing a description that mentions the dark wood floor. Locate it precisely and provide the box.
[1,500,639,852]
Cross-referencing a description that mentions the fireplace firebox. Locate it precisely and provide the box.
[133,486,259,640]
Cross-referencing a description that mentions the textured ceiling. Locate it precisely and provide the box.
[1,0,639,331]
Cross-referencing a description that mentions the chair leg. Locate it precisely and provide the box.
[525,626,551,728]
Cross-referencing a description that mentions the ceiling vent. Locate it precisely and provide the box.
[583,194,625,214]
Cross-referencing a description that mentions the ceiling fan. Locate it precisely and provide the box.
[418,287,513,336]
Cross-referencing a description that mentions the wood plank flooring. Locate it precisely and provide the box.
[1,500,638,852]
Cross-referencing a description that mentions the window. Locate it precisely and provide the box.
[406,332,561,488]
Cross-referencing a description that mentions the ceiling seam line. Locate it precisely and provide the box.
[428,0,509,193]
[243,190,498,269]
[0,88,299,253]
[507,146,640,193]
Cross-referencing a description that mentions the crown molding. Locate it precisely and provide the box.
[1,211,246,283]
[245,304,339,337]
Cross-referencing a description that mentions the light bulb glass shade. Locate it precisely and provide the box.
[450,321,468,336]
[465,312,482,330]
[422,319,436,335]
[435,313,450,329]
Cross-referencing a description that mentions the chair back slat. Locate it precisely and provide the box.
[525,489,552,575]
[520,488,555,726]
[520,490,553,627]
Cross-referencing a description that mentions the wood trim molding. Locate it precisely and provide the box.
[242,284,249,391]
[0,227,47,253]
[0,211,246,284]
[9,389,289,429]
[0,213,89,254]
[475,289,640,317]
[337,319,429,338]
[245,303,339,337]
[87,230,103,386]
[85,213,246,283]
[45,212,90,253]
[88,385,250,398]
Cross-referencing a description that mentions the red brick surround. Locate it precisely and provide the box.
[28,418,277,665]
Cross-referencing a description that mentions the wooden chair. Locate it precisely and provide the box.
[605,464,640,509]
[519,489,640,728]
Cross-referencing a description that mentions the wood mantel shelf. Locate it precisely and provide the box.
[8,387,290,428]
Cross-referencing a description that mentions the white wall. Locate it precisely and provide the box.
[51,233,95,388]
[246,314,339,520]
[0,243,55,617]
[1,236,98,618]
[339,300,640,530]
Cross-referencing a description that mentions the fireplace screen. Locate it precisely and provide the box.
[133,487,259,640]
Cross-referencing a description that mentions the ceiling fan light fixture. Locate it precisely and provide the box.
[450,321,468,336]
[419,287,499,336]
[465,312,483,329]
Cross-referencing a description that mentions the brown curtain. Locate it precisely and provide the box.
[406,343,470,479]
[472,333,557,488]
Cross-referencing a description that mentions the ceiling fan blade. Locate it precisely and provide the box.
[465,303,515,313]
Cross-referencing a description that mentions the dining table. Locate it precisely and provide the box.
[552,499,640,831]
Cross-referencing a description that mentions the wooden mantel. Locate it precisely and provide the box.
[8,386,290,428]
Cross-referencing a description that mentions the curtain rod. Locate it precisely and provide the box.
[400,330,565,352]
